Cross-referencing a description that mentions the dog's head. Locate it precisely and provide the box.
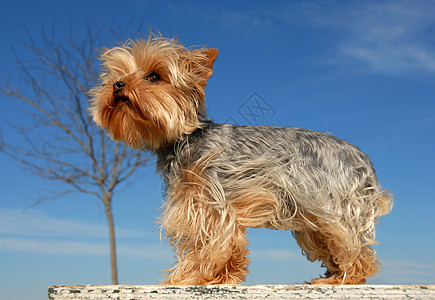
[90,35,218,150]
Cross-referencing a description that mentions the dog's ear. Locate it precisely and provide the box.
[190,48,218,78]
[203,48,218,71]
[185,48,219,88]
[201,49,218,81]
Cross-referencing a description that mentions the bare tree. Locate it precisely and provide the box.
[0,25,150,284]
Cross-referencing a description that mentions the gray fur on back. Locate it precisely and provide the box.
[157,121,382,233]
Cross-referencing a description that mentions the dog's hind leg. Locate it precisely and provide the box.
[293,217,380,284]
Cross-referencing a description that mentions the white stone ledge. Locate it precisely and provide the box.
[48,285,435,299]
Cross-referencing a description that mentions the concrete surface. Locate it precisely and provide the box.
[48,284,435,299]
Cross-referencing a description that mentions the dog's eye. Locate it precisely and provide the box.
[146,72,161,84]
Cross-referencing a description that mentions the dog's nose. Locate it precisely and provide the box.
[113,81,126,93]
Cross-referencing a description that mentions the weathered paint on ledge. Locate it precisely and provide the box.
[48,284,435,299]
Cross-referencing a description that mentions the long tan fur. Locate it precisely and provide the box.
[90,35,393,285]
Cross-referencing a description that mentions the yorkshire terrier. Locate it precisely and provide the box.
[90,35,393,285]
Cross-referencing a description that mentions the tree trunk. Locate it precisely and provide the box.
[105,202,119,285]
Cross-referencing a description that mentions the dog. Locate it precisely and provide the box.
[90,35,393,285]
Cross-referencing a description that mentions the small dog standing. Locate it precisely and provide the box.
[90,35,392,285]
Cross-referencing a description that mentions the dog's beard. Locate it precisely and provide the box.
[93,85,205,150]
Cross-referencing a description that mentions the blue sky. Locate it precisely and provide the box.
[1,1,434,299]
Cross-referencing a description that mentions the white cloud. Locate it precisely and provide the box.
[0,237,170,258]
[164,1,435,75]
[0,207,168,257]
[0,238,107,256]
[166,4,274,35]
[337,2,435,74]
[311,1,435,74]
[250,248,435,284]
[261,1,435,74]
[340,45,435,74]
[379,259,435,284]
[0,208,148,239]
